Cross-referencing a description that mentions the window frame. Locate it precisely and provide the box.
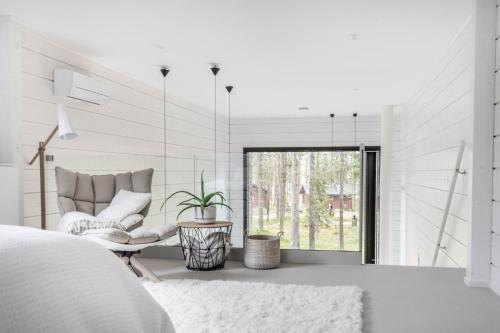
[242,146,380,258]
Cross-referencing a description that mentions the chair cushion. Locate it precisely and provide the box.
[74,173,94,202]
[97,190,151,221]
[82,228,130,244]
[55,167,153,217]
[92,174,115,203]
[115,172,134,192]
[55,167,77,198]
[128,228,159,245]
[128,224,177,244]
[131,169,153,193]
[150,224,178,240]
[81,223,177,246]
[120,214,144,231]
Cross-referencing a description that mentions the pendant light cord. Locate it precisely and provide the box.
[353,113,358,214]
[354,113,357,146]
[329,114,334,221]
[214,75,217,191]
[163,75,167,224]
[228,91,231,206]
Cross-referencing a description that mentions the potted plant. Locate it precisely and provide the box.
[161,171,232,224]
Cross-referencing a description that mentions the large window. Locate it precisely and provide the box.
[245,149,362,251]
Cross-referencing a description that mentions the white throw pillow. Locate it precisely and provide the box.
[97,190,152,221]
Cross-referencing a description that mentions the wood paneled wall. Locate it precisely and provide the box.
[401,19,473,268]
[20,31,229,231]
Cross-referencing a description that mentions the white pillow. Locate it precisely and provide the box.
[97,190,152,221]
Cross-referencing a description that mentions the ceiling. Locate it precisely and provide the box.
[0,0,471,118]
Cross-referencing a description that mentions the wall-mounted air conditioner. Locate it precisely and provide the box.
[54,69,111,105]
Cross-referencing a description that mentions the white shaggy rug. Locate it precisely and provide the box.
[142,279,363,333]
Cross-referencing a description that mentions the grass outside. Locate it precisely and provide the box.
[249,209,360,251]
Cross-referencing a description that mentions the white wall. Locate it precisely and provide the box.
[229,115,381,247]
[391,110,403,264]
[490,0,500,295]
[379,107,404,265]
[19,28,228,231]
[0,18,22,226]
[401,18,473,268]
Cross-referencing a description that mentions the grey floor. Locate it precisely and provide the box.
[140,258,500,333]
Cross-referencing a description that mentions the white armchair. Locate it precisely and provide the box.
[55,166,177,282]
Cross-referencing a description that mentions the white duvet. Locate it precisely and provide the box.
[0,225,175,333]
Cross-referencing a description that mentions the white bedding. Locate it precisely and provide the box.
[0,225,175,333]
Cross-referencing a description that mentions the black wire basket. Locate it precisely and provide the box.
[178,223,232,271]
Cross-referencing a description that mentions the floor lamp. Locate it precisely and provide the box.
[28,103,77,229]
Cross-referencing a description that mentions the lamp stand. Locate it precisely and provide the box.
[28,125,59,230]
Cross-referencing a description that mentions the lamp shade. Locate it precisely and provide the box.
[57,103,77,140]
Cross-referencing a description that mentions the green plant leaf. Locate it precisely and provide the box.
[208,202,233,212]
[160,190,201,211]
[204,191,226,204]
[166,190,201,202]
[177,198,201,207]
[200,170,205,200]
[177,202,201,207]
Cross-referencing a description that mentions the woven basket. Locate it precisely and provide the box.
[244,232,283,270]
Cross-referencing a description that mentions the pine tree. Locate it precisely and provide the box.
[308,152,316,250]
[257,153,264,230]
[291,153,300,249]
[339,152,346,250]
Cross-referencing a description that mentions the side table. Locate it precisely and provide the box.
[177,221,233,271]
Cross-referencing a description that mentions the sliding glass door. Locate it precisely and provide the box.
[244,147,379,261]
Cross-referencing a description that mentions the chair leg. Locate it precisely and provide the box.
[129,256,161,283]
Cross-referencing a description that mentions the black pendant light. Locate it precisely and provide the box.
[225,85,233,215]
[330,113,335,148]
[160,66,170,224]
[210,65,220,189]
[353,112,358,146]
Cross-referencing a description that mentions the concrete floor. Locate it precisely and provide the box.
[140,258,500,333]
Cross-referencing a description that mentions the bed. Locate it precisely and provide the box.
[0,225,175,333]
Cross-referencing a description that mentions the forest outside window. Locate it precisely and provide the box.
[245,149,361,252]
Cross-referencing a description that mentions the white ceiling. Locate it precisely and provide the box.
[0,0,471,117]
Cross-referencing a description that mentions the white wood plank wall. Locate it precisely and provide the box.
[401,19,473,268]
[20,31,229,231]
[490,1,500,295]
[391,110,402,264]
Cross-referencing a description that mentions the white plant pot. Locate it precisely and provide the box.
[194,206,216,224]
